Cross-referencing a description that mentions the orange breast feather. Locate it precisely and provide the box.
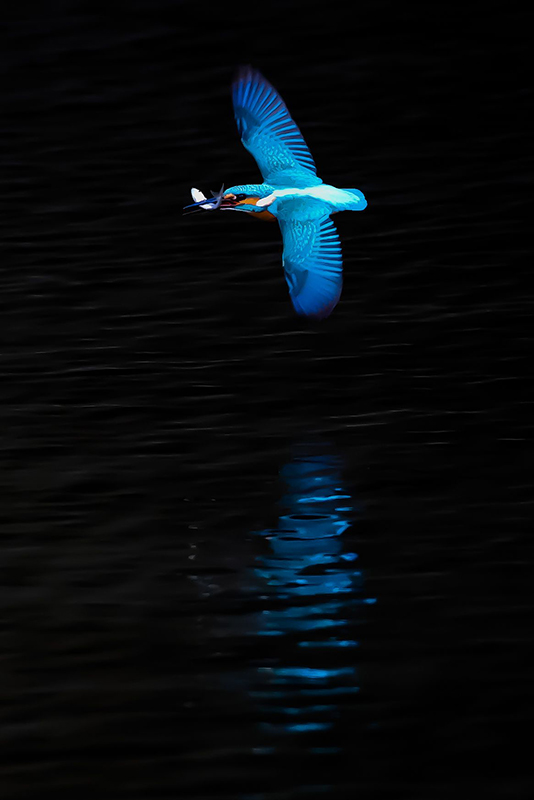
[236,196,276,222]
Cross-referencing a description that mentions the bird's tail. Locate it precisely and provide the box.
[345,189,367,211]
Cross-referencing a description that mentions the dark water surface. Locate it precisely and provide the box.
[2,3,532,798]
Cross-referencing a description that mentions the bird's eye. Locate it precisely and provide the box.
[235,194,247,202]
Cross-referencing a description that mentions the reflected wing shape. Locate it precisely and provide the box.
[279,216,343,319]
[232,66,318,184]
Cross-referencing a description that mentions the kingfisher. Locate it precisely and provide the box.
[184,66,367,319]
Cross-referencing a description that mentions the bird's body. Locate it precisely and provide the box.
[185,67,368,319]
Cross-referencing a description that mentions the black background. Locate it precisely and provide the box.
[2,2,532,798]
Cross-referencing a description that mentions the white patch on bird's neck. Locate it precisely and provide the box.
[256,194,276,207]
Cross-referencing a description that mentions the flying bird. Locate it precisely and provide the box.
[184,66,367,319]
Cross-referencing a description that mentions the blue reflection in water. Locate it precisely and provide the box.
[249,444,374,747]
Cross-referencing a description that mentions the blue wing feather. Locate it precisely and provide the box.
[232,66,321,186]
[279,216,343,320]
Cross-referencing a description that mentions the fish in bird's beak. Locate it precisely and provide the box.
[183,186,248,214]
[183,185,226,214]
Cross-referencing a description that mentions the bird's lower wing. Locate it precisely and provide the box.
[232,66,319,185]
[279,216,343,320]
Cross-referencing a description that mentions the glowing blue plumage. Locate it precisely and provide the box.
[187,67,368,320]
[232,65,321,186]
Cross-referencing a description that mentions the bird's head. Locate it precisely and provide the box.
[219,190,257,211]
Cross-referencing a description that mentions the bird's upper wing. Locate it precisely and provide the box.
[279,215,343,319]
[232,66,319,184]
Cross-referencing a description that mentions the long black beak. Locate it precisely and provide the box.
[183,184,225,214]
